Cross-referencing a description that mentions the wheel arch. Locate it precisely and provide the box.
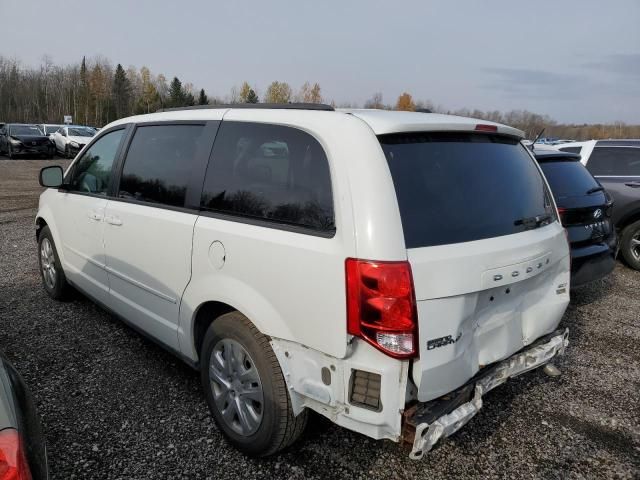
[35,203,65,265]
[179,275,296,367]
[192,300,236,367]
[35,216,48,242]
[618,206,640,232]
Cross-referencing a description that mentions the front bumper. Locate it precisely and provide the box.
[570,236,617,288]
[403,328,569,459]
[68,143,85,153]
[12,144,49,155]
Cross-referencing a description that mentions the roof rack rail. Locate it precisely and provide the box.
[157,103,334,113]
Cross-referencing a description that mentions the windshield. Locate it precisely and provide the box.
[11,125,42,136]
[45,125,61,135]
[380,132,555,248]
[68,127,95,137]
[538,160,600,198]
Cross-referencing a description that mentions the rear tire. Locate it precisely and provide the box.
[38,226,72,300]
[200,311,307,456]
[620,220,640,270]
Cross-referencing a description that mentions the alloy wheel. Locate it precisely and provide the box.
[40,238,56,289]
[631,232,640,261]
[209,338,264,436]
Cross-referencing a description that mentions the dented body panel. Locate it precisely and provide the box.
[409,222,571,401]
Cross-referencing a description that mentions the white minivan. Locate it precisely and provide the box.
[36,105,570,458]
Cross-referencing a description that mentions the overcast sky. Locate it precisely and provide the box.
[1,0,638,123]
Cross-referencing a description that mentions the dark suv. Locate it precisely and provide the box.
[535,150,617,286]
[558,140,640,270]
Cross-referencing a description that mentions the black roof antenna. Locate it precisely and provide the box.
[531,128,545,150]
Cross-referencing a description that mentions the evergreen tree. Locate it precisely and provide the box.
[198,88,208,105]
[112,64,130,119]
[246,88,259,103]
[80,56,88,124]
[168,76,185,107]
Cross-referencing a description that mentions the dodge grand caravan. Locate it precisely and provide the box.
[35,105,570,459]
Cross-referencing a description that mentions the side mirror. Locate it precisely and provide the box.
[39,166,64,188]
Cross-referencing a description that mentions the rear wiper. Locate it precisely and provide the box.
[514,214,553,229]
[586,186,604,195]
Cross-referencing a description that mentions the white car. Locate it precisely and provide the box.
[51,125,96,158]
[35,105,570,458]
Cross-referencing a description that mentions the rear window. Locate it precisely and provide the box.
[538,160,599,198]
[380,132,554,248]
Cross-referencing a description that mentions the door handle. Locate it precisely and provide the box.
[624,182,640,188]
[88,211,103,221]
[105,215,123,226]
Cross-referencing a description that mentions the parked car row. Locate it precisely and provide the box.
[0,123,97,159]
[548,140,640,271]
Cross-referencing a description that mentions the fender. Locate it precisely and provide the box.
[177,271,295,362]
[35,194,67,267]
[618,202,640,230]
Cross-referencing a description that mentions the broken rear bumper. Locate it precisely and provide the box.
[403,328,569,459]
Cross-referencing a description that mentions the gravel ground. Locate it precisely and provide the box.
[1,159,639,479]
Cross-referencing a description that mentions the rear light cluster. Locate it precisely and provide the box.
[557,207,567,225]
[475,124,498,133]
[345,258,418,358]
[0,428,31,480]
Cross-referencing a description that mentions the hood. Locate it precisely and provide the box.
[11,134,49,142]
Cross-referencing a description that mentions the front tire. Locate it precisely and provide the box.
[200,312,307,456]
[38,226,72,300]
[620,220,640,270]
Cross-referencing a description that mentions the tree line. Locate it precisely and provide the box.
[0,55,637,140]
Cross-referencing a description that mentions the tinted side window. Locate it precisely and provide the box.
[559,146,581,154]
[68,129,124,194]
[587,147,640,176]
[201,122,334,233]
[118,124,207,207]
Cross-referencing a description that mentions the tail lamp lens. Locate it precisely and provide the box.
[557,207,567,224]
[475,124,498,132]
[0,428,31,480]
[346,258,418,358]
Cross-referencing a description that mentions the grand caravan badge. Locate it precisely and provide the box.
[427,332,462,350]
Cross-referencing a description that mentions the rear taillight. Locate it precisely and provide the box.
[345,258,418,358]
[0,429,31,480]
[563,228,572,269]
[557,207,567,224]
